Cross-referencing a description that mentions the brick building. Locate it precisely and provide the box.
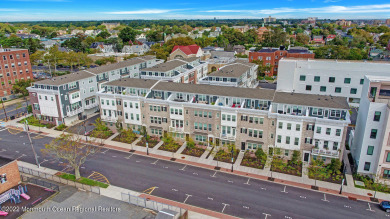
[0,48,33,100]
[0,157,21,194]
[248,47,315,76]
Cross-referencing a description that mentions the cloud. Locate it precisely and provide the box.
[0,8,19,11]
[200,3,390,14]
[103,9,177,15]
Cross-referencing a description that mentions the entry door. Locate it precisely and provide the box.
[304,153,310,162]
[241,142,246,151]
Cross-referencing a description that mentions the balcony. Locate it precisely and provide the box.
[101,116,117,122]
[220,134,235,141]
[169,126,184,133]
[312,148,339,158]
[67,107,83,117]
[84,102,99,110]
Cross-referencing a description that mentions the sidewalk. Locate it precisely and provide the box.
[6,117,390,204]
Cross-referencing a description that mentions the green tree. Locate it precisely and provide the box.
[308,159,330,187]
[296,33,310,45]
[97,31,111,39]
[118,27,138,43]
[30,50,45,66]
[12,79,33,96]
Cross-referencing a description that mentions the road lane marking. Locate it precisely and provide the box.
[143,186,158,195]
[193,172,198,175]
[263,213,271,219]
[221,203,229,213]
[15,154,26,160]
[183,194,192,204]
[0,149,5,153]
[180,165,187,171]
[210,171,217,177]
[261,187,267,190]
[136,160,141,163]
[39,159,49,165]
[172,189,178,192]
[125,153,134,159]
[344,205,351,208]
[321,194,329,202]
[88,171,110,184]
[227,180,233,183]
[15,151,19,153]
[244,178,250,185]
[281,186,288,193]
[285,216,292,219]
[243,206,249,209]
[299,196,306,199]
[101,149,109,154]
[366,203,375,212]
[151,160,159,165]
[208,197,213,200]
[163,166,168,169]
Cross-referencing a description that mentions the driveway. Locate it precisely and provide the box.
[65,114,99,135]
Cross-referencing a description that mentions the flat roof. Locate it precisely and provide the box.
[208,63,251,78]
[0,157,14,168]
[280,57,390,64]
[142,60,187,72]
[104,78,159,89]
[86,57,150,75]
[153,81,275,100]
[35,70,95,86]
[273,92,349,109]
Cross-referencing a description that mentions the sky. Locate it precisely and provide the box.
[0,0,390,21]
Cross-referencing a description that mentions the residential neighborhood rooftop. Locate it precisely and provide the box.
[273,92,350,109]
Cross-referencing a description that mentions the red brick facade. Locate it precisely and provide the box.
[0,49,33,99]
[0,160,21,194]
[249,50,315,76]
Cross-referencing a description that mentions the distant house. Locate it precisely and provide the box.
[311,35,325,44]
[233,45,245,55]
[164,33,188,42]
[122,44,150,55]
[56,30,67,35]
[41,40,58,49]
[136,33,146,40]
[16,34,40,40]
[369,48,384,58]
[71,29,84,35]
[91,42,114,53]
[257,25,268,41]
[326,35,336,43]
[102,22,120,30]
[168,44,203,60]
[85,30,101,36]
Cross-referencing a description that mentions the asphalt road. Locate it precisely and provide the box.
[0,101,28,121]
[0,127,388,219]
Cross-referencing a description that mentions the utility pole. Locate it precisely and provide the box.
[231,148,234,172]
[144,126,149,155]
[1,101,8,121]
[25,121,40,168]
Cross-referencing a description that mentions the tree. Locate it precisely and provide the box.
[42,134,99,180]
[296,33,310,45]
[308,159,330,187]
[30,51,45,66]
[44,45,64,73]
[90,118,112,145]
[12,79,33,96]
[97,31,111,39]
[118,27,138,43]
[64,51,78,72]
[262,28,287,47]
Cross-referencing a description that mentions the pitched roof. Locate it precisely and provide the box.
[171,44,200,55]
[104,78,158,89]
[142,59,187,72]
[273,92,349,109]
[34,70,95,86]
[208,63,252,78]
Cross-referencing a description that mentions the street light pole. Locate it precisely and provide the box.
[339,164,347,194]
[231,148,234,172]
[144,126,149,155]
[1,101,8,121]
[25,121,40,168]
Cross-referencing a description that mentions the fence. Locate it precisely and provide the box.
[121,192,187,218]
[18,166,100,195]
[20,175,60,192]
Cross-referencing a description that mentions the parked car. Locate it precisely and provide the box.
[380,201,390,212]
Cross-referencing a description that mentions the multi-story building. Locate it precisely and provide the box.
[198,62,258,88]
[351,75,390,182]
[97,78,350,163]
[277,58,390,107]
[335,19,352,27]
[264,16,276,23]
[27,56,161,125]
[140,57,208,84]
[0,48,33,100]
[249,47,314,76]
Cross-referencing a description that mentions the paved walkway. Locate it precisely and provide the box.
[6,116,390,204]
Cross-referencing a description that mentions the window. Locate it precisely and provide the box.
[296,124,301,131]
[336,129,341,136]
[344,78,351,84]
[329,77,335,83]
[277,135,281,143]
[287,123,291,130]
[0,173,7,184]
[364,162,371,171]
[333,142,338,150]
[316,127,321,134]
[326,128,331,135]
[370,129,377,139]
[286,136,290,144]
[384,170,390,179]
[314,76,320,82]
[324,141,329,149]
[320,86,326,92]
[300,75,306,81]
[350,88,357,94]
[335,87,341,93]
[387,153,390,162]
[306,85,312,91]
[360,78,364,85]
[285,150,289,156]
[307,124,314,131]
[374,111,381,121]
[367,146,374,155]
[278,122,283,129]
[294,138,299,146]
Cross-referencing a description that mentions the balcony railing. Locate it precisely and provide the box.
[101,116,117,122]
[169,126,184,133]
[220,134,235,141]
[312,148,339,158]
[67,107,83,117]
[84,102,99,110]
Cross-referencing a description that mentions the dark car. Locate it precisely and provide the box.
[380,201,390,212]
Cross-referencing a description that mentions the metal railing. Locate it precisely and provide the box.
[18,166,100,195]
[84,102,99,109]
[20,175,60,192]
[312,148,339,158]
[121,192,186,217]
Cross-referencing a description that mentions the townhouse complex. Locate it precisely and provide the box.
[277,58,390,107]
[352,76,390,182]
[98,78,350,163]
[27,56,162,125]
[0,48,33,100]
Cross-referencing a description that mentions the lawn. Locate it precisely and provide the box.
[18,115,55,129]
[214,148,240,163]
[240,151,266,169]
[182,145,206,157]
[58,173,109,188]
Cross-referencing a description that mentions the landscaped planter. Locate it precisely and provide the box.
[182,145,206,157]
[88,129,114,139]
[214,149,240,163]
[159,142,182,152]
[240,152,265,169]
[136,137,160,148]
[271,158,302,177]
[18,116,55,129]
[308,173,344,184]
[112,132,138,144]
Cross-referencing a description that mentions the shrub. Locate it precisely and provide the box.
[55,123,67,131]
[27,105,32,113]
[186,137,195,149]
[255,148,267,161]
